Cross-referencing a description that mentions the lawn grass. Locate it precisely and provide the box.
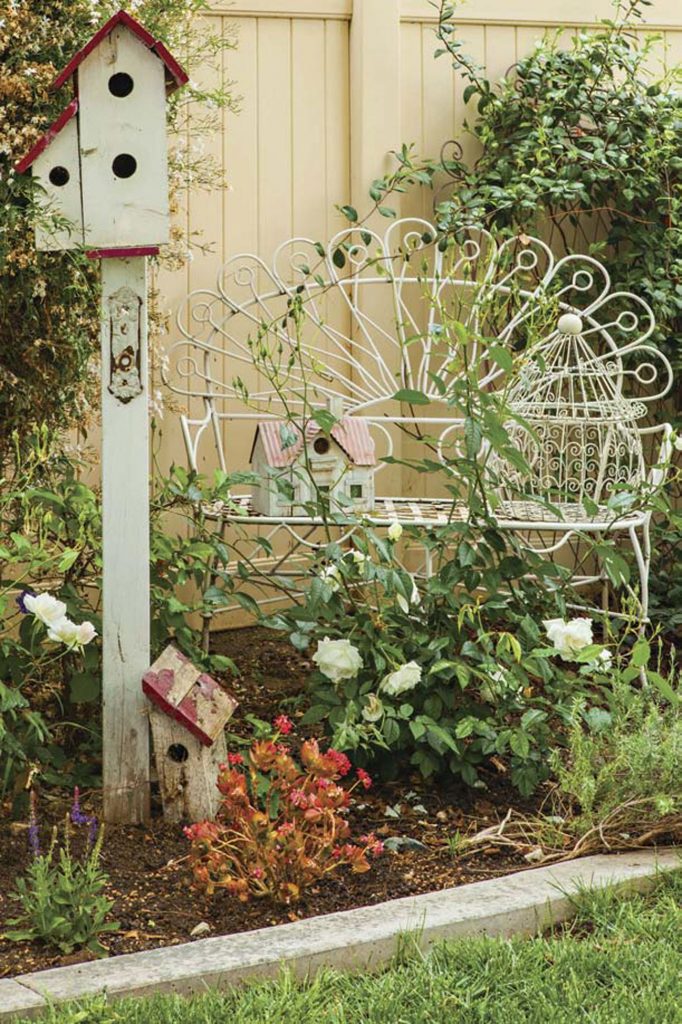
[22,869,682,1024]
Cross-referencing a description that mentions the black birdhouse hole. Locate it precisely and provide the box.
[109,72,134,98]
[313,437,330,455]
[112,153,137,179]
[49,166,70,187]
[167,743,189,764]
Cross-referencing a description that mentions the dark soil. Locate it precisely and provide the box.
[0,627,538,980]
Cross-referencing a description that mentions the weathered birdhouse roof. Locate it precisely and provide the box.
[14,98,79,174]
[143,645,237,747]
[252,417,377,468]
[14,10,188,177]
[52,10,189,95]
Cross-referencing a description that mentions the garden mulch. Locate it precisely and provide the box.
[0,627,537,980]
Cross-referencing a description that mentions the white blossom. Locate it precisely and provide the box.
[319,563,341,592]
[381,660,422,696]
[23,592,67,628]
[543,617,593,661]
[48,618,97,649]
[362,693,384,722]
[312,637,363,683]
[387,521,403,543]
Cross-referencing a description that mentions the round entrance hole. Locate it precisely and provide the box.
[112,153,137,179]
[108,72,134,98]
[313,436,330,455]
[49,165,70,187]
[167,743,189,764]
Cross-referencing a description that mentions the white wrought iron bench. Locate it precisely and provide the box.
[162,220,674,625]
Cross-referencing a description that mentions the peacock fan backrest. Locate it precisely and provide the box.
[163,219,673,502]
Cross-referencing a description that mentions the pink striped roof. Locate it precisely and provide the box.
[252,418,376,468]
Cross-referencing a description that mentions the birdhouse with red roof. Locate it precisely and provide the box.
[15,10,187,255]
[143,645,238,821]
[250,401,377,516]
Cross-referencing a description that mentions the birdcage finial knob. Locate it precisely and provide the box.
[557,313,584,335]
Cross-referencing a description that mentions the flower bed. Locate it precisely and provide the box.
[0,627,536,980]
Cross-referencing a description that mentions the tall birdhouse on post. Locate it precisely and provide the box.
[16,11,188,825]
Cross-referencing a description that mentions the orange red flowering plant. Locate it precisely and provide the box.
[185,721,383,904]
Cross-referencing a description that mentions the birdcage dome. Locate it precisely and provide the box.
[490,311,654,518]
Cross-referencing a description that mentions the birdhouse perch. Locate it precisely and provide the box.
[143,646,238,822]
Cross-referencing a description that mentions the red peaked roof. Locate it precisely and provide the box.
[14,98,79,174]
[252,418,377,469]
[52,10,188,94]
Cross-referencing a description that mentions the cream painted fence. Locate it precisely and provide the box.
[154,0,682,478]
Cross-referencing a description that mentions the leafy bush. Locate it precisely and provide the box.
[185,721,382,905]
[4,789,118,955]
[268,530,617,796]
[433,0,682,375]
[552,664,682,834]
[0,436,250,805]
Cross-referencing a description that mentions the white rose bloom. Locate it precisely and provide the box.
[350,550,366,565]
[674,434,682,452]
[47,619,79,646]
[312,637,363,683]
[48,618,97,649]
[543,617,594,661]
[381,660,422,696]
[48,614,96,647]
[74,621,97,646]
[24,592,68,628]
[319,563,341,593]
[387,521,403,543]
[362,693,384,722]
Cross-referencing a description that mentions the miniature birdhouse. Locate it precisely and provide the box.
[250,408,377,517]
[15,10,188,254]
[143,646,238,822]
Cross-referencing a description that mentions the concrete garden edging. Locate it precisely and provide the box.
[1,848,679,1021]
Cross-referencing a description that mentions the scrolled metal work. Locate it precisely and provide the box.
[162,219,674,625]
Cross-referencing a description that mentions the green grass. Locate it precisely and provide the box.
[20,870,682,1024]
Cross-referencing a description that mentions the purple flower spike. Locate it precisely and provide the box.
[28,790,40,858]
[71,786,98,848]
[70,786,89,826]
[16,590,35,614]
[87,814,99,850]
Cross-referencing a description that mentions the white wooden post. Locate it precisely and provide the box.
[101,256,151,824]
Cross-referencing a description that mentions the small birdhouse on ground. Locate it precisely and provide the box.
[250,412,377,517]
[143,646,238,822]
[15,10,187,254]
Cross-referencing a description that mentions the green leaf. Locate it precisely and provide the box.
[510,731,530,758]
[631,639,650,668]
[392,389,431,405]
[488,344,513,372]
[332,247,346,269]
[646,671,679,706]
[69,672,100,704]
[339,205,358,222]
